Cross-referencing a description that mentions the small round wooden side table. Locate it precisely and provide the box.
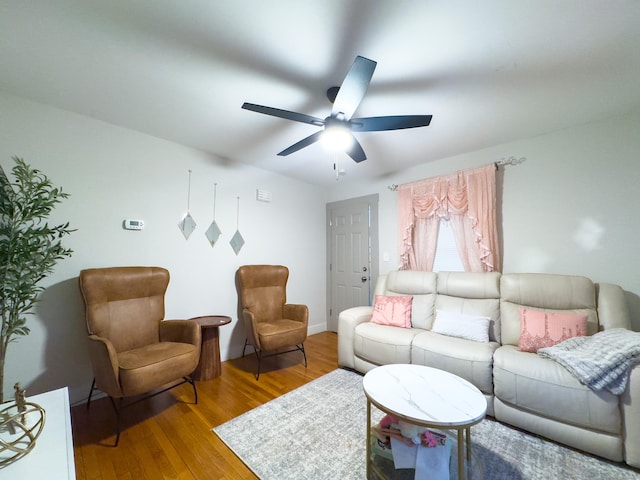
[190,315,232,381]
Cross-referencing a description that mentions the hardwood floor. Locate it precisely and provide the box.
[72,331,339,480]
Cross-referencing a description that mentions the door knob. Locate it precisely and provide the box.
[361,276,368,283]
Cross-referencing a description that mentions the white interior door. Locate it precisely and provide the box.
[326,195,378,332]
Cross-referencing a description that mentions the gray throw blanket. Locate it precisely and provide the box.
[538,328,640,395]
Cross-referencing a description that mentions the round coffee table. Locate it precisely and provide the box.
[363,364,487,479]
[190,315,232,381]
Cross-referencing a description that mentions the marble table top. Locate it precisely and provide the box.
[363,364,487,427]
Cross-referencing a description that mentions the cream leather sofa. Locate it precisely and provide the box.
[338,270,640,468]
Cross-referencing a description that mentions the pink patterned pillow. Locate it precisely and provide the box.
[518,308,588,353]
[370,295,413,328]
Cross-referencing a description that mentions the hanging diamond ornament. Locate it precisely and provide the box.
[178,212,196,240]
[230,230,245,255]
[230,196,245,255]
[205,183,222,247]
[178,169,197,240]
[205,221,222,247]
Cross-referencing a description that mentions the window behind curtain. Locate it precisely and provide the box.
[432,219,465,272]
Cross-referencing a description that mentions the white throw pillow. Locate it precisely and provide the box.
[431,310,491,342]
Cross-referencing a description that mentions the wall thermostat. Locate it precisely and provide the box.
[123,219,144,231]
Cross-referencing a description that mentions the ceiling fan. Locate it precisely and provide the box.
[242,56,433,163]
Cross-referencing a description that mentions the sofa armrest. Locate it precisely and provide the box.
[338,306,374,369]
[160,319,201,348]
[622,363,640,468]
[596,283,631,330]
[283,303,309,326]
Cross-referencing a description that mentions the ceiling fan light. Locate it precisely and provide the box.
[321,125,353,151]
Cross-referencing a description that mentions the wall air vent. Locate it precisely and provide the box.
[256,189,272,203]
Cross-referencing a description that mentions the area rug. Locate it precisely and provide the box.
[213,368,639,479]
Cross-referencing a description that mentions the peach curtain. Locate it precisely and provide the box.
[398,164,500,272]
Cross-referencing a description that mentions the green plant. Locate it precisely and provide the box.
[0,157,73,403]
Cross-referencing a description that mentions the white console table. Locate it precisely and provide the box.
[0,386,75,479]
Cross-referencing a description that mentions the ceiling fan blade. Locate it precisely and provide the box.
[350,115,433,132]
[277,131,323,156]
[331,56,377,121]
[242,103,325,126]
[345,135,367,163]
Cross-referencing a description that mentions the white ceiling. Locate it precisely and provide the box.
[2,1,640,187]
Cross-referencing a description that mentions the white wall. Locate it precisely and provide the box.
[326,111,640,328]
[0,92,327,404]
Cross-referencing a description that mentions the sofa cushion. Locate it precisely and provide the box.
[432,309,491,342]
[118,342,198,396]
[500,273,598,346]
[354,323,422,365]
[370,295,413,328]
[382,270,437,330]
[436,272,501,342]
[493,345,620,434]
[411,331,499,395]
[518,308,587,353]
[437,271,501,299]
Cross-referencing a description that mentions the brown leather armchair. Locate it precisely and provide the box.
[79,266,200,445]
[236,265,308,379]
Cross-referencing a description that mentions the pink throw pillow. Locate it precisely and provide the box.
[518,308,588,353]
[370,295,413,328]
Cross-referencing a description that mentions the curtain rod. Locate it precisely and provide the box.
[387,156,526,191]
